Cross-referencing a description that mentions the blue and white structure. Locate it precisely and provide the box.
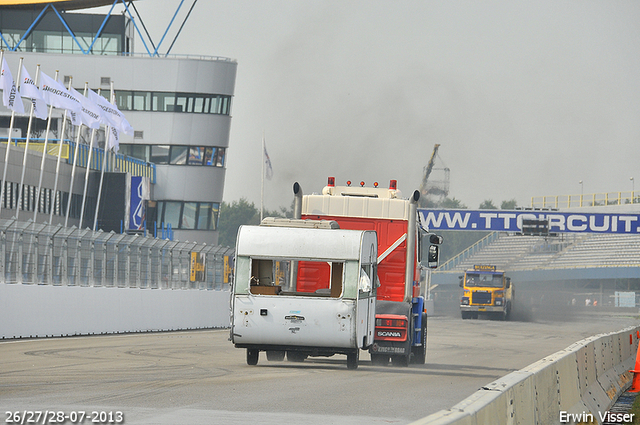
[0,0,237,245]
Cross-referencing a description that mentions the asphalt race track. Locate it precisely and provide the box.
[1,312,638,425]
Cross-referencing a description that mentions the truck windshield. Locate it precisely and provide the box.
[464,272,503,288]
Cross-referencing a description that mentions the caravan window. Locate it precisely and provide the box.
[359,267,371,293]
[249,258,344,298]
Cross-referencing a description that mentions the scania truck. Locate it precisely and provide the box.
[459,265,514,320]
[299,178,442,366]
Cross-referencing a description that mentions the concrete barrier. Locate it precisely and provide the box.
[0,283,231,338]
[411,326,640,425]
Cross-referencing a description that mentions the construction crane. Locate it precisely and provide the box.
[419,144,450,207]
[420,144,440,196]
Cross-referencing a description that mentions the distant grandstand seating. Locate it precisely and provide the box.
[545,234,640,269]
[437,232,640,272]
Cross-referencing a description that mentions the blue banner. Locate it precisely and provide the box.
[419,209,640,234]
[129,176,145,231]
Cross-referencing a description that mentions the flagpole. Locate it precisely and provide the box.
[0,57,23,217]
[0,49,6,216]
[261,132,265,222]
[49,76,72,224]
[93,126,110,231]
[93,83,114,231]
[34,70,57,223]
[64,82,89,227]
[79,127,97,228]
[15,63,39,220]
[79,122,98,228]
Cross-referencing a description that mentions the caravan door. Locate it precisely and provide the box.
[356,232,377,349]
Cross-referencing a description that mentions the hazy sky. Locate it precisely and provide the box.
[93,0,640,211]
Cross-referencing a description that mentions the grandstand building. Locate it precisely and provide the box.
[0,1,237,245]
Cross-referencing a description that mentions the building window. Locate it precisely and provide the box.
[133,92,151,111]
[188,147,204,165]
[157,201,220,230]
[204,147,214,165]
[151,145,170,164]
[153,92,174,112]
[119,144,225,167]
[196,203,210,229]
[162,201,182,229]
[209,203,220,230]
[182,202,197,229]
[116,91,133,111]
[118,145,149,162]
[169,146,188,165]
[215,147,225,167]
[111,90,231,115]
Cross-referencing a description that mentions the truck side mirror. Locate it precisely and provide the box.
[458,276,463,288]
[427,244,439,269]
[420,233,443,269]
[506,277,511,289]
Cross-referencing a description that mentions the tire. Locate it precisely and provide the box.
[266,350,285,361]
[246,349,259,366]
[412,313,427,365]
[461,311,470,320]
[347,350,359,370]
[370,353,389,366]
[286,351,307,362]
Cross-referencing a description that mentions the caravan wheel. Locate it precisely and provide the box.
[246,349,259,365]
[346,350,359,370]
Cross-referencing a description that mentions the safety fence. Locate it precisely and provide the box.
[531,192,639,209]
[413,325,640,424]
[0,217,233,290]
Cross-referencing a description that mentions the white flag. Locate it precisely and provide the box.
[107,126,120,153]
[68,87,102,130]
[20,65,47,120]
[87,89,133,135]
[39,71,81,114]
[263,143,273,180]
[1,57,25,114]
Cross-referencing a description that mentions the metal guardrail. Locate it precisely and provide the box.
[0,218,233,290]
[119,52,237,62]
[531,192,640,209]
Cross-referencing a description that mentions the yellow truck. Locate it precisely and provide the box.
[459,265,514,320]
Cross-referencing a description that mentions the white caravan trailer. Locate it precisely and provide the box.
[230,219,377,369]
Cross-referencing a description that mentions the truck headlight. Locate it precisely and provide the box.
[495,298,503,306]
[461,297,469,305]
